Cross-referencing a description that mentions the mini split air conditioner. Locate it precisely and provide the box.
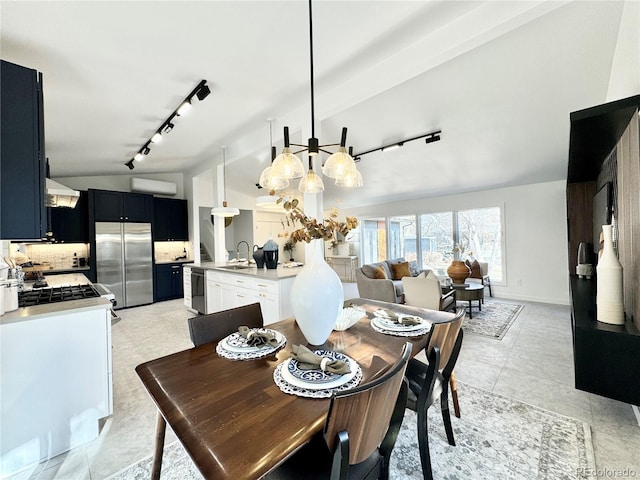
[131,178,177,196]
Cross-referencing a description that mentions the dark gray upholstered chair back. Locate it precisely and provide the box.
[187,302,264,347]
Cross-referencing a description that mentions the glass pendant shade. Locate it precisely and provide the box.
[298,169,324,193]
[272,147,305,179]
[259,166,289,191]
[211,200,240,217]
[322,147,356,179]
[335,168,363,188]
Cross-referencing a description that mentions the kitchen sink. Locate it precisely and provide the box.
[218,264,252,270]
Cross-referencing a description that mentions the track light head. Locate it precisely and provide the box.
[142,146,150,155]
[125,160,135,170]
[196,84,211,101]
[425,134,440,144]
[176,100,191,116]
[151,132,162,143]
[134,152,144,161]
[163,122,174,134]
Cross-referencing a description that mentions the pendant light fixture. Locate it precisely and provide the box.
[258,119,290,192]
[211,146,240,218]
[261,0,362,193]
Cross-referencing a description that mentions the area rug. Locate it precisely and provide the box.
[462,300,524,340]
[106,382,594,480]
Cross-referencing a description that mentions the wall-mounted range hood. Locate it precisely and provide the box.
[46,178,80,208]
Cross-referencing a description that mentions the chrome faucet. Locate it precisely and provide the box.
[236,241,250,264]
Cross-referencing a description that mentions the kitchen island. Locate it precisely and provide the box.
[185,263,301,325]
[0,274,113,477]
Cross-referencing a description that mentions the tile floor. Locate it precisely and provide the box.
[7,287,640,480]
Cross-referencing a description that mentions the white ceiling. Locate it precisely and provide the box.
[0,1,629,209]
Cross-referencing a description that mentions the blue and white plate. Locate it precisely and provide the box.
[222,329,285,353]
[373,315,425,332]
[281,350,357,390]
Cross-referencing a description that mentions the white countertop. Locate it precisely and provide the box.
[1,273,111,325]
[190,262,303,280]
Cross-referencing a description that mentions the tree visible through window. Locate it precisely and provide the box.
[360,207,504,282]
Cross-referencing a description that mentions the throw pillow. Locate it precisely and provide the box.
[466,259,482,279]
[373,266,387,279]
[391,261,412,280]
[426,270,439,280]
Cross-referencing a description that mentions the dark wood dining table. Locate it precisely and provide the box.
[135,298,456,480]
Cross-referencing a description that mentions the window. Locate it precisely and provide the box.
[458,207,502,281]
[360,206,504,282]
[363,218,387,264]
[419,212,454,276]
[389,215,417,262]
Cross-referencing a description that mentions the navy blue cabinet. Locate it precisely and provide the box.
[153,197,188,241]
[90,189,153,223]
[154,263,185,301]
[0,60,46,239]
[49,190,89,243]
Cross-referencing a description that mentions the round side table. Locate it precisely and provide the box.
[452,283,484,318]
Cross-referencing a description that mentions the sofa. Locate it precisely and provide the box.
[355,257,426,304]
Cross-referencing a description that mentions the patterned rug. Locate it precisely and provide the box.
[462,300,524,339]
[106,382,594,480]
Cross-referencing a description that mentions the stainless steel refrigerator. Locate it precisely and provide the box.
[95,222,153,309]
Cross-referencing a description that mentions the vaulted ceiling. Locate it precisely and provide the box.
[1,1,631,208]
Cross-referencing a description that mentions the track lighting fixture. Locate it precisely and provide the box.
[125,79,211,169]
[196,84,211,101]
[352,129,442,160]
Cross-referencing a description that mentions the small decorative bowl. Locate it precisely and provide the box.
[334,306,366,331]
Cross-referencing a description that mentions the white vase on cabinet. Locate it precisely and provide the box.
[290,239,344,345]
[596,224,624,325]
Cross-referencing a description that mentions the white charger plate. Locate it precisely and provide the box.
[372,315,426,332]
[280,351,357,390]
[221,329,285,353]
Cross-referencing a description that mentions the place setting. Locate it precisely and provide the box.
[216,325,287,360]
[273,345,363,398]
[369,308,431,337]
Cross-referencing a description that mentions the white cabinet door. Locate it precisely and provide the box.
[183,267,192,309]
[258,291,280,325]
[207,282,223,314]
[220,283,237,311]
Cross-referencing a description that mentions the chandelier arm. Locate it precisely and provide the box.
[291,147,309,155]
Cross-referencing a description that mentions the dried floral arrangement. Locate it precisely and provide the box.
[279,198,358,245]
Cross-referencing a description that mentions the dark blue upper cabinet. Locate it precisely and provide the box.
[0,60,46,240]
[153,197,188,241]
[90,189,153,223]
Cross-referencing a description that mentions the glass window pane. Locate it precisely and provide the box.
[457,207,503,282]
[362,218,387,264]
[388,215,417,261]
[419,212,453,276]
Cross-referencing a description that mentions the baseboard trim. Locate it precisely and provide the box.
[490,292,570,306]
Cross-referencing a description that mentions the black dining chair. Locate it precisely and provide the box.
[187,302,264,347]
[405,307,465,480]
[265,342,412,480]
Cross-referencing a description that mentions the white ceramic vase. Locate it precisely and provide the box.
[596,224,624,325]
[290,239,344,345]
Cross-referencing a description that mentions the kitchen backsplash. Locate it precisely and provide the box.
[13,243,89,269]
[155,241,190,262]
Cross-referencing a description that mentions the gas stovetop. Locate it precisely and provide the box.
[18,284,100,307]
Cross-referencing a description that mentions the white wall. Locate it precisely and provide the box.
[342,180,569,305]
[607,0,640,101]
[55,173,185,198]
